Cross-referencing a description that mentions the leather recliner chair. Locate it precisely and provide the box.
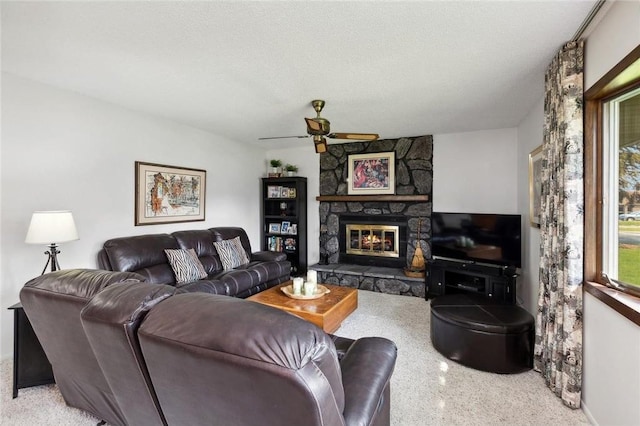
[80,281,181,426]
[138,291,397,426]
[19,269,146,426]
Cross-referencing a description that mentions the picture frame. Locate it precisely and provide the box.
[528,145,543,228]
[289,224,298,235]
[280,187,290,198]
[267,186,281,198]
[347,152,395,195]
[280,221,290,234]
[269,223,281,233]
[135,161,206,226]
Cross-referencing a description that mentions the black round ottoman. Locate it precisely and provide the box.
[430,294,534,374]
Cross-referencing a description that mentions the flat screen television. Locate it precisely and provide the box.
[431,212,521,269]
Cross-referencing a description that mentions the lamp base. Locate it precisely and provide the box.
[41,244,61,275]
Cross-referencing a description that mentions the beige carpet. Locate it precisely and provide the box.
[2,290,590,425]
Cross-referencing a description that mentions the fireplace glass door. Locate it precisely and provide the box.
[346,224,399,258]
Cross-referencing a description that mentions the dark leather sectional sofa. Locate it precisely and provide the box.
[21,269,397,426]
[98,227,290,297]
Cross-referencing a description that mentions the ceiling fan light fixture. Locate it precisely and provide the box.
[305,117,330,135]
[313,136,328,154]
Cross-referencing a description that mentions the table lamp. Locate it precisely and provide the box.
[25,210,79,275]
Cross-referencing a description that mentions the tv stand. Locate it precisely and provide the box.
[425,258,517,304]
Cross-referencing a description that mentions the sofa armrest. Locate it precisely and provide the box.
[251,250,287,262]
[328,334,356,360]
[340,337,397,426]
[97,249,112,270]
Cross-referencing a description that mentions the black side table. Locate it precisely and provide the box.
[8,303,55,398]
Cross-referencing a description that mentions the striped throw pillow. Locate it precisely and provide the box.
[213,236,250,270]
[164,248,208,284]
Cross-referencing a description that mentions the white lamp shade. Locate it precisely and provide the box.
[25,210,79,244]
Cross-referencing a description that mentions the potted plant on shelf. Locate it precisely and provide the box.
[284,164,298,177]
[268,159,282,178]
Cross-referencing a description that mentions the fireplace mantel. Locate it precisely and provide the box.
[316,195,428,202]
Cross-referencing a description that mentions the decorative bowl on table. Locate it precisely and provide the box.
[281,284,330,300]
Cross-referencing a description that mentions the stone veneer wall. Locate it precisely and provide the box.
[318,136,433,296]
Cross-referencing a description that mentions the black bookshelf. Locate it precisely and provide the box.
[261,177,307,275]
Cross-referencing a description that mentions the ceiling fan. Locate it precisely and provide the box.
[259,100,379,153]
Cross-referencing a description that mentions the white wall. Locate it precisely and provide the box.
[583,292,640,425]
[516,96,543,314]
[433,128,519,214]
[0,73,266,359]
[580,1,640,424]
[584,0,640,90]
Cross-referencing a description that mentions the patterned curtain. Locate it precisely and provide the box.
[534,40,584,409]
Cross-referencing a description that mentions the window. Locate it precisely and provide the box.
[585,45,640,305]
[602,87,640,292]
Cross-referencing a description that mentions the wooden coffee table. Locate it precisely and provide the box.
[248,282,358,333]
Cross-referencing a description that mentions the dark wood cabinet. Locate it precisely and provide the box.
[261,177,307,275]
[426,258,517,304]
[9,303,55,398]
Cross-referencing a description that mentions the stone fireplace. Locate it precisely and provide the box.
[315,135,433,297]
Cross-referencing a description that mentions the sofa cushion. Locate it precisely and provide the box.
[103,234,179,284]
[164,249,208,284]
[213,237,250,270]
[172,230,223,275]
[210,227,252,254]
[176,279,229,295]
[22,268,144,298]
[210,268,260,296]
[243,260,290,284]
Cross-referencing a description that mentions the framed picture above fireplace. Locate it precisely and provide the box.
[347,152,395,195]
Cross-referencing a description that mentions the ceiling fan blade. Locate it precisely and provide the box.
[258,135,309,140]
[328,132,379,141]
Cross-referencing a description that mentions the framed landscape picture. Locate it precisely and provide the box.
[347,152,395,195]
[528,146,543,228]
[135,161,206,226]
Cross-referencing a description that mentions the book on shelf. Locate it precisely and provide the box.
[284,237,296,251]
[266,236,297,253]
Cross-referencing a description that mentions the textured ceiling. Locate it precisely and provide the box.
[1,1,597,149]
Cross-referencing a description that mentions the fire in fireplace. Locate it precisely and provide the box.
[346,224,399,258]
[339,215,407,268]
